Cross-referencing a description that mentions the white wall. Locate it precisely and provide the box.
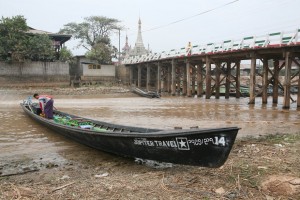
[82,64,115,77]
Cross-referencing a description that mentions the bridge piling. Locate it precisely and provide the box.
[157,62,161,92]
[215,62,221,99]
[205,56,212,99]
[167,65,171,93]
[171,59,176,96]
[249,56,256,104]
[191,64,196,96]
[186,60,192,97]
[197,62,203,97]
[235,61,241,98]
[262,58,269,104]
[298,66,300,108]
[283,52,292,109]
[137,65,141,88]
[182,64,185,95]
[272,60,280,104]
[225,61,231,99]
[146,64,150,91]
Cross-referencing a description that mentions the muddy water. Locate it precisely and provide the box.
[0,92,299,174]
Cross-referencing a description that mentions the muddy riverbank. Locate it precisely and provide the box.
[0,85,299,199]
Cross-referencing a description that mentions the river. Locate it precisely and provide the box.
[0,91,299,174]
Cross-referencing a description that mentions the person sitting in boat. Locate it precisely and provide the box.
[33,93,54,119]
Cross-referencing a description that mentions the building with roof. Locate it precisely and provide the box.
[27,27,72,59]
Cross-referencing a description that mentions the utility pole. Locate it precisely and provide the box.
[118,28,121,66]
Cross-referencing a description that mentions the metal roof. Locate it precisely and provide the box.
[27,27,72,44]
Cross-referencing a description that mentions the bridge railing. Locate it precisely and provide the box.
[122,29,300,65]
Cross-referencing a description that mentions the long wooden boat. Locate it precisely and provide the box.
[21,99,239,167]
[132,87,160,98]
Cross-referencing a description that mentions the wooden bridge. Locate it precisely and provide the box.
[123,29,300,109]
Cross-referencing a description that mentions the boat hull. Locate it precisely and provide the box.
[21,103,239,167]
[132,87,160,98]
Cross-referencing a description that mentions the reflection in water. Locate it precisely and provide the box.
[0,94,299,172]
[55,96,299,135]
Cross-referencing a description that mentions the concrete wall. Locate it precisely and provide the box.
[0,61,69,83]
[116,64,130,84]
[0,61,69,76]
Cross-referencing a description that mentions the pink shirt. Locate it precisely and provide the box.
[38,95,53,111]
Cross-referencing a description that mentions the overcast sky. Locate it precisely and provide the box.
[1,0,299,56]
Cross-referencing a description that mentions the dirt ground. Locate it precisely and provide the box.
[0,85,299,200]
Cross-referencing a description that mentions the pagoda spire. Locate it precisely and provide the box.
[121,34,131,59]
[122,17,148,57]
[122,34,130,51]
[135,18,145,49]
[131,17,148,55]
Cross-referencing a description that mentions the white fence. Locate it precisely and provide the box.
[123,29,300,64]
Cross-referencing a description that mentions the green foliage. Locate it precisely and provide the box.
[59,16,121,63]
[25,34,55,61]
[0,15,61,62]
[85,40,118,64]
[0,15,28,61]
[59,46,73,62]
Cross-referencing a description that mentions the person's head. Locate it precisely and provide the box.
[33,93,39,99]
